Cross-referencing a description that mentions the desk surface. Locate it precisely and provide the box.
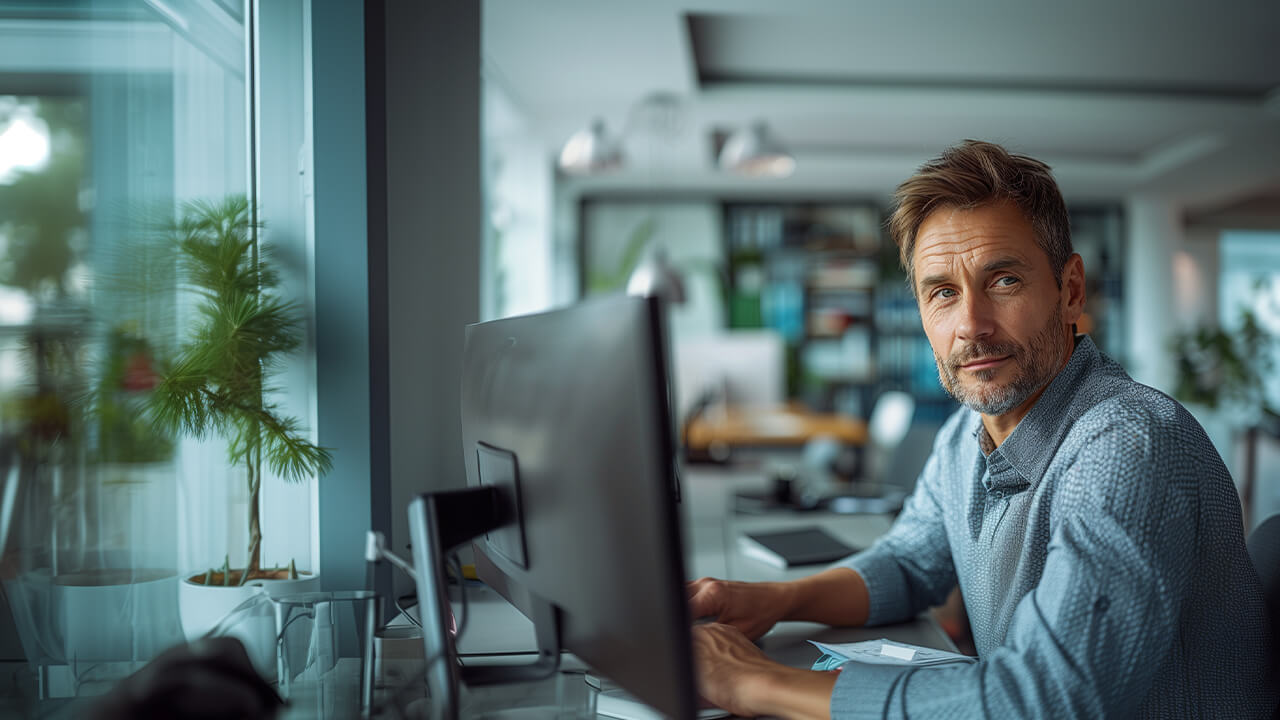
[443,588,953,720]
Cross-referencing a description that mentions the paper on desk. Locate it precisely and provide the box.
[809,639,976,668]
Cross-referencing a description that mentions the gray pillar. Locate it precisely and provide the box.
[381,1,481,599]
[310,0,481,606]
[1124,195,1180,393]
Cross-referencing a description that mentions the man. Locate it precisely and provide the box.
[689,140,1277,719]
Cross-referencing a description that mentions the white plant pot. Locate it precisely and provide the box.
[56,568,182,664]
[179,572,321,678]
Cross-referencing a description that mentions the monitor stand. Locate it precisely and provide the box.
[408,487,561,720]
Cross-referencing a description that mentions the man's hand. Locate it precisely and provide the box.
[691,622,778,715]
[687,577,794,640]
[692,623,837,720]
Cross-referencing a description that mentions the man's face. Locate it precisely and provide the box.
[912,201,1081,417]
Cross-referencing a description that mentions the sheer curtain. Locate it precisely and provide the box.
[0,0,317,699]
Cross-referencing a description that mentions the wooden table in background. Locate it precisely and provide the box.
[684,404,867,457]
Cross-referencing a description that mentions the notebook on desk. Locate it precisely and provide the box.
[738,526,860,568]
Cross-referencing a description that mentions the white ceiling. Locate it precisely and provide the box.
[483,0,1280,209]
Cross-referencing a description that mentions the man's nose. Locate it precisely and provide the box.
[955,292,995,341]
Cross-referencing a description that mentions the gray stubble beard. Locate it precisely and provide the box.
[934,304,1069,416]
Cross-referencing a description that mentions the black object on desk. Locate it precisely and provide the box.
[733,471,824,514]
[738,526,860,568]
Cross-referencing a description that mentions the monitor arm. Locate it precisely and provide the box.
[408,486,561,720]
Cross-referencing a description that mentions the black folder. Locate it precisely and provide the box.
[738,526,859,568]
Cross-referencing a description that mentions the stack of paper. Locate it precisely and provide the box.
[808,639,976,670]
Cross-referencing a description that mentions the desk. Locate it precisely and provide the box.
[684,404,867,459]
[376,464,954,719]
[428,588,954,720]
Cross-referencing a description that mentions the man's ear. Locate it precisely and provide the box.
[1062,253,1086,324]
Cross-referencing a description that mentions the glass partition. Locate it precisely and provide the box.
[0,0,319,703]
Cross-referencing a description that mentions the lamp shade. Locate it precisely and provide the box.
[627,246,686,304]
[718,121,795,178]
[558,118,622,175]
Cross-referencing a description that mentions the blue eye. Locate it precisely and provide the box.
[933,288,957,299]
[995,276,1019,287]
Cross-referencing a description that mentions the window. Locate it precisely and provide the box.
[0,1,320,701]
[1220,231,1280,410]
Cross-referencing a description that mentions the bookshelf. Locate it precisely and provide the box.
[723,201,952,420]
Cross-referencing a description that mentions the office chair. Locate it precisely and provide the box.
[1247,514,1280,718]
[823,391,916,514]
[1248,513,1280,638]
[864,391,916,481]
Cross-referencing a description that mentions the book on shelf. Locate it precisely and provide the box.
[737,526,860,569]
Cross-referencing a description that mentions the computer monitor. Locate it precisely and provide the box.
[408,294,697,719]
[670,330,785,420]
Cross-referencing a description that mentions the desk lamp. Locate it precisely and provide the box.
[627,245,686,304]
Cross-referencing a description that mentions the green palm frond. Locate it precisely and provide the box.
[261,415,333,482]
[150,194,329,485]
[151,355,216,437]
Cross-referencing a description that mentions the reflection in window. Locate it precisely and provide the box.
[0,96,88,306]
[0,2,275,704]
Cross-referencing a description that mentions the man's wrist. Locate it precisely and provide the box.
[749,666,837,720]
[739,663,795,714]
[772,580,804,621]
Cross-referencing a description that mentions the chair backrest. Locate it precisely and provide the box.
[1248,513,1280,632]
[864,391,916,482]
[868,391,915,450]
[883,422,942,492]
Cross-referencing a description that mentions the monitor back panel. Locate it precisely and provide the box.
[460,295,696,718]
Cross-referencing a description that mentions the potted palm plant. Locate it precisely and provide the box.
[149,195,332,672]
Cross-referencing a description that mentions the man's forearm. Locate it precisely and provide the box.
[782,567,870,627]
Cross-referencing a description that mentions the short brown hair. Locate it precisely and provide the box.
[888,140,1072,292]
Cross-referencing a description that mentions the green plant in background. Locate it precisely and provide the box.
[1170,307,1275,414]
[150,195,332,586]
[92,327,174,465]
[587,216,656,294]
[0,98,88,300]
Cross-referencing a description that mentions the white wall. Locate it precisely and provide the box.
[580,200,725,338]
[482,75,554,320]
[1173,228,1219,330]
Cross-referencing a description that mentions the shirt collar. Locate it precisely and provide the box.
[972,335,1100,493]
